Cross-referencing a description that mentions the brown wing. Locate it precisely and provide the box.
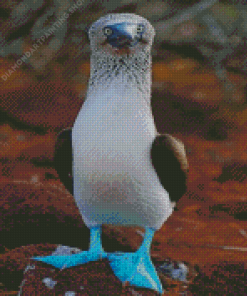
[151,134,188,203]
[54,128,73,195]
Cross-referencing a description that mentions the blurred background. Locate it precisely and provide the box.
[0,0,247,294]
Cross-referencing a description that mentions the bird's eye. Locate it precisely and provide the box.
[103,27,113,36]
[136,25,144,34]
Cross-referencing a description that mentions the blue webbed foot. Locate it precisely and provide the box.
[33,250,107,269]
[32,226,106,269]
[107,227,163,294]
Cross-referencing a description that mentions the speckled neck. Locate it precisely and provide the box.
[87,51,152,103]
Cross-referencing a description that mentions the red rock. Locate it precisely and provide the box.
[19,258,160,295]
[153,211,247,268]
[0,124,56,160]
[0,160,57,183]
[0,244,57,291]
[20,133,56,162]
[0,80,82,131]
[189,261,247,295]
[0,180,87,249]
[152,60,223,109]
[0,58,34,92]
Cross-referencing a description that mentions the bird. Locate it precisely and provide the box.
[33,13,188,294]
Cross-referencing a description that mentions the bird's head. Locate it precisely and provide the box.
[88,13,155,57]
[87,14,155,91]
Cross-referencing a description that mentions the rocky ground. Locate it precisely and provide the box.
[0,54,246,294]
[0,0,247,295]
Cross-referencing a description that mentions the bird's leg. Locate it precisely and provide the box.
[32,226,107,269]
[89,225,105,256]
[107,227,163,294]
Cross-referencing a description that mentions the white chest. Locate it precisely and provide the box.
[73,83,156,166]
[72,83,172,229]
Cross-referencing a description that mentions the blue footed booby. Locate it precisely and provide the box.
[33,13,188,294]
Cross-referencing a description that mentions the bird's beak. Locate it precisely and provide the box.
[104,22,143,48]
